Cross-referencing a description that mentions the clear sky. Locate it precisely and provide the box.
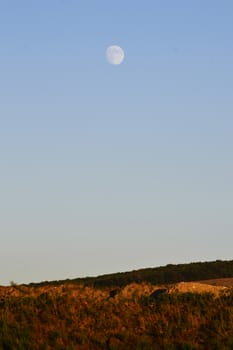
[1,1,233,285]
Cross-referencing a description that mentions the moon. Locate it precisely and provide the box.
[106,45,125,65]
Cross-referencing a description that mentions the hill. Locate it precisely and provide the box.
[29,259,233,288]
[1,260,233,349]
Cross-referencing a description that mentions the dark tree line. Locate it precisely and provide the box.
[29,259,233,288]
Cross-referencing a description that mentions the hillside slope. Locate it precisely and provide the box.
[0,279,233,349]
[29,259,233,288]
[1,259,233,349]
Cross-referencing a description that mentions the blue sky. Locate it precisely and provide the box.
[0,1,233,284]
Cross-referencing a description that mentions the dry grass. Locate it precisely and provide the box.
[198,277,233,287]
[0,278,233,349]
[1,277,232,300]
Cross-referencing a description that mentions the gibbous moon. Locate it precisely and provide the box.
[106,45,125,65]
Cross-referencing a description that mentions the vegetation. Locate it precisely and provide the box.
[1,260,233,349]
[0,283,233,349]
[29,259,233,288]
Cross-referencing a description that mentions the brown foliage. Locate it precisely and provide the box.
[0,280,233,349]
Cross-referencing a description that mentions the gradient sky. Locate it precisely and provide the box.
[1,1,233,285]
